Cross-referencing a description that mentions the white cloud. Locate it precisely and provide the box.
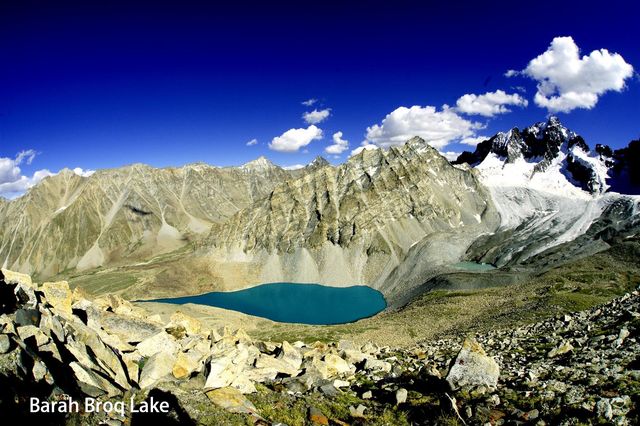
[509,36,634,112]
[0,150,95,198]
[282,164,305,170]
[325,131,349,155]
[350,143,379,157]
[73,167,95,177]
[0,150,54,198]
[269,125,323,153]
[246,138,258,146]
[302,98,317,106]
[459,136,489,147]
[302,108,331,125]
[364,105,483,149]
[456,90,528,117]
[440,151,461,161]
[15,149,36,166]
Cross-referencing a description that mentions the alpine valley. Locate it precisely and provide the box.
[1,117,640,425]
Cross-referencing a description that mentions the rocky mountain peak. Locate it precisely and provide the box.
[307,156,330,169]
[240,156,279,171]
[455,117,610,194]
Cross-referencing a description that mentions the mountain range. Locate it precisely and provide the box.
[0,117,638,307]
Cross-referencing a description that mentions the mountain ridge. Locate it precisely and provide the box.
[0,117,638,308]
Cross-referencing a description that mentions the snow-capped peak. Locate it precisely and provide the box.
[456,116,610,195]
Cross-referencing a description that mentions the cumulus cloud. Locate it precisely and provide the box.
[364,105,483,150]
[72,167,95,177]
[246,138,258,146]
[459,136,489,147]
[0,150,54,198]
[350,143,379,157]
[508,36,634,113]
[456,90,528,117]
[325,131,349,155]
[302,98,317,107]
[269,125,323,153]
[0,150,96,198]
[302,108,331,125]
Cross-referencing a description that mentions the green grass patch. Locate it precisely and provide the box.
[68,271,138,296]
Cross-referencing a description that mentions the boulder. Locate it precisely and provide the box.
[0,314,16,334]
[343,349,368,364]
[39,310,65,342]
[0,334,11,353]
[230,374,256,394]
[255,353,300,376]
[17,325,50,347]
[136,331,179,358]
[90,310,162,344]
[1,268,33,287]
[446,338,500,390]
[396,388,408,405]
[139,351,177,389]
[349,404,367,419]
[173,350,204,379]
[205,386,260,417]
[304,357,331,380]
[15,309,40,327]
[324,353,352,376]
[255,340,278,354]
[548,341,574,358]
[320,384,339,397]
[32,360,48,381]
[38,342,63,362]
[122,352,141,384]
[41,281,73,317]
[364,357,391,373]
[243,367,278,383]
[14,283,38,309]
[69,361,121,397]
[169,311,202,336]
[64,320,131,390]
[278,341,302,371]
[204,346,249,390]
[308,405,329,425]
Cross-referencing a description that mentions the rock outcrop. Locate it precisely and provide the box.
[2,269,639,425]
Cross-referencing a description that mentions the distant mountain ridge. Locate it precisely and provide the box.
[0,160,309,278]
[0,117,638,306]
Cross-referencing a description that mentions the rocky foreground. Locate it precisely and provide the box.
[0,268,639,425]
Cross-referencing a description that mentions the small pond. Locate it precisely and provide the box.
[148,282,387,325]
[452,261,497,272]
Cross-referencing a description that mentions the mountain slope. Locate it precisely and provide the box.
[0,160,293,278]
[198,137,500,301]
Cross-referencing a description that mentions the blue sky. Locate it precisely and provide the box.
[1,0,638,196]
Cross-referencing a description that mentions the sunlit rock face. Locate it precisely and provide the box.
[202,137,500,301]
[0,160,295,278]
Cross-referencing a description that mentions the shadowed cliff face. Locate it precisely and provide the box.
[0,161,294,279]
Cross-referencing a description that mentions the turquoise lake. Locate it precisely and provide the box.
[149,283,387,325]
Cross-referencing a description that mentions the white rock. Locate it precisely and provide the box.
[446,338,500,390]
[396,388,408,405]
